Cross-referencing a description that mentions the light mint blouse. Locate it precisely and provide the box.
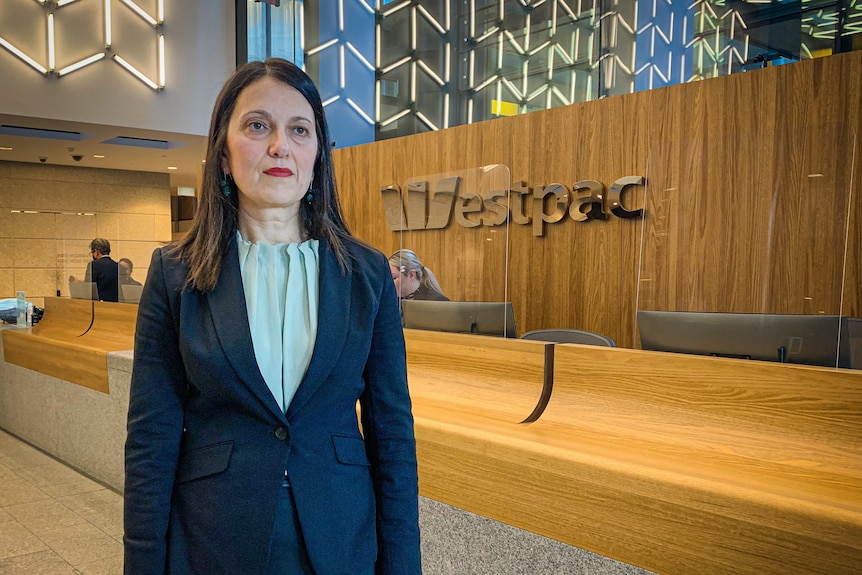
[237,232,320,413]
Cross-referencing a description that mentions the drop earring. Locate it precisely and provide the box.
[220,174,233,196]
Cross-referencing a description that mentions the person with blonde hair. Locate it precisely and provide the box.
[388,249,449,301]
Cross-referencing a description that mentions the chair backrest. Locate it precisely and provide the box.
[521,329,616,347]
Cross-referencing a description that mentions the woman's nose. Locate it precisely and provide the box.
[269,130,291,157]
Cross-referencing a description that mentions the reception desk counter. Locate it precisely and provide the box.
[1,313,860,574]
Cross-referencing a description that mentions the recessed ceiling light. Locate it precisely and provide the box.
[93,154,105,158]
[167,166,178,170]
[0,146,12,151]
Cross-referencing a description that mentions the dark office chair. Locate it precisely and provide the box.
[521,329,616,347]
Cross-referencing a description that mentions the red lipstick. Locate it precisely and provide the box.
[264,167,294,177]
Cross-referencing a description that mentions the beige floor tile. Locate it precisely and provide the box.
[0,446,57,470]
[0,464,18,481]
[0,520,48,561]
[14,462,104,498]
[0,510,13,525]
[5,499,89,535]
[0,549,78,575]
[39,475,106,499]
[76,553,123,575]
[56,491,123,540]
[36,522,122,569]
[0,477,50,508]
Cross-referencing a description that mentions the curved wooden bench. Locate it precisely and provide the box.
[2,297,137,393]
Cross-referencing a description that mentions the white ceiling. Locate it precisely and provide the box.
[0,113,207,190]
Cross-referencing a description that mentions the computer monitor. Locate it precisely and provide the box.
[401,300,518,338]
[637,311,861,369]
[120,284,143,304]
[69,282,98,300]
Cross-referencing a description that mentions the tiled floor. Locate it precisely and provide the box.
[0,429,123,574]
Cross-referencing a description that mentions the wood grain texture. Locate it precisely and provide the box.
[1,297,137,392]
[407,334,862,575]
[404,329,548,422]
[334,52,862,348]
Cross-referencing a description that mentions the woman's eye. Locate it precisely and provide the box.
[249,121,266,131]
[293,126,307,136]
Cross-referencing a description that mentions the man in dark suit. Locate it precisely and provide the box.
[70,238,119,302]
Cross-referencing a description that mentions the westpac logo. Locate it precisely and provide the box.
[381,166,644,237]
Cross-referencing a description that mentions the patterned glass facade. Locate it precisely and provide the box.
[242,0,862,148]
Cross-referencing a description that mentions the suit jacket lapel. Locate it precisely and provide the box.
[287,239,352,419]
[206,238,287,423]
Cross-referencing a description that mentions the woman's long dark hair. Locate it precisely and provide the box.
[172,58,351,291]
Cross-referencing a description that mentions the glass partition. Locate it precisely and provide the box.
[388,165,516,337]
[637,126,857,368]
[2,208,169,323]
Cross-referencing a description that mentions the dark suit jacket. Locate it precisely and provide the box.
[124,237,421,575]
[85,256,119,302]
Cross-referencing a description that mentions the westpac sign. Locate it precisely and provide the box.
[380,167,644,237]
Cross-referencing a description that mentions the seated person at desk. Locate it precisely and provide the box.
[388,249,449,301]
[69,238,119,302]
[118,258,142,286]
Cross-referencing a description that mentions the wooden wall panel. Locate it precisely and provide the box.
[333,52,862,348]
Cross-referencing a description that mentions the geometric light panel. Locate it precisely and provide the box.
[0,0,166,91]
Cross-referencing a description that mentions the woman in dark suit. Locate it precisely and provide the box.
[124,59,421,575]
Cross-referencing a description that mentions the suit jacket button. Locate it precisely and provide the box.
[275,427,288,440]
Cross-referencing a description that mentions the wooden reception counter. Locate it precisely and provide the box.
[404,329,862,575]
[1,297,137,393]
[1,311,860,574]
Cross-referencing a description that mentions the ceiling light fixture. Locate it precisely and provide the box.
[0,36,48,74]
[158,34,165,87]
[93,154,105,158]
[48,13,55,72]
[113,54,159,90]
[105,0,112,47]
[0,147,13,151]
[121,0,158,27]
[57,53,106,77]
[167,166,178,170]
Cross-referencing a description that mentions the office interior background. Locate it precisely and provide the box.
[1,0,861,348]
[1,3,862,575]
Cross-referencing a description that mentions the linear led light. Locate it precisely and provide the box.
[346,98,374,125]
[339,44,345,89]
[105,0,111,46]
[113,54,159,90]
[158,0,165,23]
[121,0,158,27]
[48,13,55,71]
[380,109,410,128]
[57,0,80,6]
[58,52,105,76]
[306,38,338,57]
[158,34,165,87]
[0,36,48,74]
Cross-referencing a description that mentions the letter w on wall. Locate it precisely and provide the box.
[380,177,459,231]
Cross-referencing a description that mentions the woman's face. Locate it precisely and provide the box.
[390,264,419,298]
[223,76,318,217]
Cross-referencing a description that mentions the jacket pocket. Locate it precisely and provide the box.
[331,434,370,466]
[175,441,233,483]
